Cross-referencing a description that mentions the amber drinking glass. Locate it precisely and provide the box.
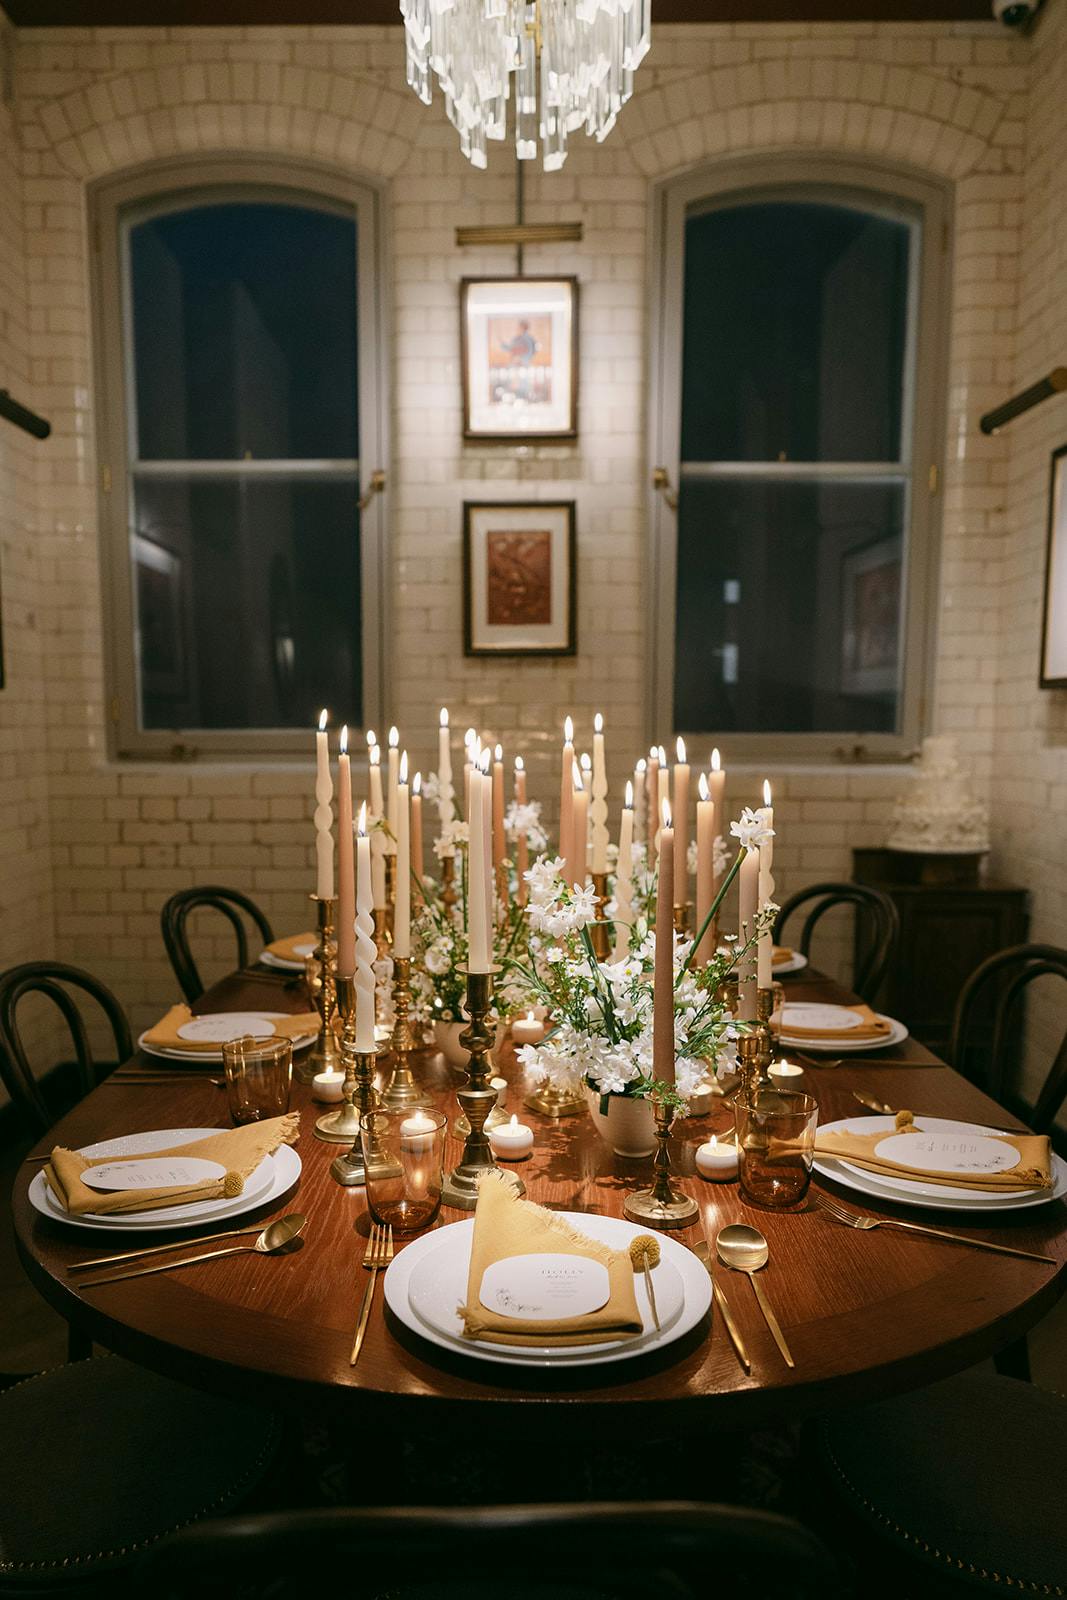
[360,1108,447,1234]
[222,1035,293,1125]
[734,1090,819,1211]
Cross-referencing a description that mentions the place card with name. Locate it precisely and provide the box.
[81,1157,227,1192]
[873,1132,1021,1175]
[479,1254,610,1321]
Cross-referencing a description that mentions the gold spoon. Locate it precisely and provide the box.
[628,1234,661,1330]
[716,1222,795,1369]
[77,1213,306,1288]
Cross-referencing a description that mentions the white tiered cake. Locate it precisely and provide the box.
[887,736,989,856]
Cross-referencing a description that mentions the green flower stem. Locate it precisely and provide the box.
[679,848,745,980]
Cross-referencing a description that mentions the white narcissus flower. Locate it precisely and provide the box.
[713,833,730,879]
[505,799,548,854]
[730,807,775,852]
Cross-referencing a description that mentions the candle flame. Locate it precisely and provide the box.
[318,708,328,732]
[515,754,524,771]
[564,715,574,743]
[594,711,603,733]
[636,757,646,774]
[510,1114,518,1129]
[763,779,772,807]
[526,1010,535,1022]
[413,771,421,795]
[649,745,658,761]
[676,735,687,763]
[400,751,408,783]
[658,745,667,766]
[339,724,349,756]
[358,801,367,835]
[464,726,476,747]
[711,747,721,771]
[479,748,491,773]
[709,1135,718,1150]
[366,728,376,747]
[699,772,709,801]
[573,763,584,792]
[388,726,398,748]
[369,744,380,766]
[625,779,633,807]
[440,707,449,728]
[494,743,503,760]
[661,797,672,829]
[580,751,591,772]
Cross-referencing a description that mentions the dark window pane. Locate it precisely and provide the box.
[674,476,905,734]
[132,476,361,729]
[681,201,910,463]
[130,203,358,460]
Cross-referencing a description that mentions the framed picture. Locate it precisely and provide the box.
[1040,445,1067,687]
[460,277,578,441]
[840,534,903,697]
[463,501,576,656]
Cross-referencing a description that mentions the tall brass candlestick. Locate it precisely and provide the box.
[441,852,458,916]
[673,902,692,936]
[385,853,397,925]
[380,955,431,1110]
[442,966,524,1209]
[735,1028,762,1108]
[301,893,339,1086]
[316,974,382,1186]
[372,907,392,1035]
[755,985,775,1078]
[524,1075,586,1119]
[590,870,611,960]
[623,1096,699,1230]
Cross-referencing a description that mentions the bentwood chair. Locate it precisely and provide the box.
[0,961,132,1139]
[136,1502,842,1600]
[772,882,900,1004]
[160,885,275,1003]
[949,942,1067,1136]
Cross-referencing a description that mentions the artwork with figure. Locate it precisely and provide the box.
[462,279,577,439]
[487,314,554,408]
[486,530,553,627]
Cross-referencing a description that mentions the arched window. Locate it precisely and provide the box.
[92,158,386,758]
[649,155,949,759]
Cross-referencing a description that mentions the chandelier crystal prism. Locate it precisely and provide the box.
[400,0,651,171]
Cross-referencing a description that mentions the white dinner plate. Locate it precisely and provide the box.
[778,1006,909,1054]
[259,951,306,973]
[384,1212,711,1370]
[773,949,809,975]
[29,1128,301,1233]
[137,1011,316,1064]
[814,1114,1067,1212]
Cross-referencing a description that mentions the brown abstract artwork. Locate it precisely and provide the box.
[486,530,552,626]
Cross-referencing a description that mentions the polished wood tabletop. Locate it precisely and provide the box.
[12,963,1067,1434]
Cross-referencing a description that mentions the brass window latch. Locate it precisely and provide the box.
[357,469,386,512]
[652,466,678,511]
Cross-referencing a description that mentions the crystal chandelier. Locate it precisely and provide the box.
[400,0,651,171]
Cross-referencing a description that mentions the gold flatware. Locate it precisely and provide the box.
[815,1193,1055,1264]
[692,1238,750,1373]
[716,1223,795,1369]
[77,1213,306,1287]
[107,1073,225,1086]
[629,1234,661,1331]
[849,1090,1025,1136]
[350,1222,393,1365]
[67,1213,305,1273]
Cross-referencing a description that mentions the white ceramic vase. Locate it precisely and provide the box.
[584,1086,657,1157]
[433,1018,499,1070]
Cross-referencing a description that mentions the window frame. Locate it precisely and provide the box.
[91,154,389,760]
[647,152,951,762]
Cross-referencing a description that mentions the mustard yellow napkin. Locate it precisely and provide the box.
[143,1004,319,1054]
[784,1002,891,1041]
[44,1112,301,1216]
[459,1172,643,1347]
[815,1122,1052,1192]
[265,931,317,964]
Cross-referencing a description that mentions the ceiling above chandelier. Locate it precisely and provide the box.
[400,0,651,171]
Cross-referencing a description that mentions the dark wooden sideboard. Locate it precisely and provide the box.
[852,847,1029,1057]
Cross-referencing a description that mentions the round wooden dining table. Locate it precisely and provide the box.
[13,964,1067,1441]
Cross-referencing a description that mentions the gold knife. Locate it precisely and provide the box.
[693,1240,750,1373]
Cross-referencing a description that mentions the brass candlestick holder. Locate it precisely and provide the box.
[301,892,339,1085]
[623,1096,699,1230]
[734,1029,763,1109]
[755,985,775,1078]
[380,955,431,1110]
[385,852,397,921]
[441,852,458,916]
[372,907,392,1036]
[673,901,692,936]
[442,966,524,1209]
[524,1077,586,1118]
[316,974,382,1186]
[590,870,612,960]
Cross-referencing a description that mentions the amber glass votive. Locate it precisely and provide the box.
[360,1108,446,1233]
[222,1035,293,1125]
[734,1090,818,1212]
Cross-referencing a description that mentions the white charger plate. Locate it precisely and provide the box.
[384,1212,711,1370]
[773,949,809,975]
[815,1114,1067,1212]
[137,1011,316,1063]
[259,951,306,973]
[29,1128,301,1233]
[779,1005,908,1054]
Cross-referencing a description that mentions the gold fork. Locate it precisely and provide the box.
[350,1222,393,1365]
[814,1192,1055,1264]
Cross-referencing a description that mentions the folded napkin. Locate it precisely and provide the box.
[143,1004,320,1054]
[265,931,316,964]
[815,1121,1052,1192]
[459,1172,644,1348]
[772,946,795,965]
[782,1002,891,1042]
[44,1112,301,1216]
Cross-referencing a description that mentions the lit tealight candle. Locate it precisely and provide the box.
[695,1135,739,1181]
[312,1069,345,1103]
[400,1109,438,1154]
[488,1114,534,1161]
[769,1059,805,1086]
[511,1010,546,1046]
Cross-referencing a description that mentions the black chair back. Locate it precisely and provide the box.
[949,943,1067,1134]
[772,881,900,1003]
[160,885,274,1003]
[0,961,132,1137]
[135,1502,839,1600]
